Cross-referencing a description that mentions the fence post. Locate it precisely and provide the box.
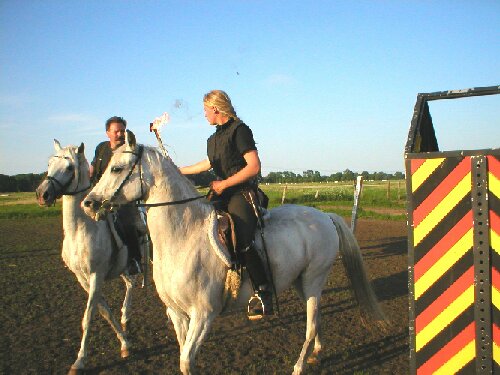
[350,176,363,233]
[281,185,287,205]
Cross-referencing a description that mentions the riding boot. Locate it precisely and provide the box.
[116,206,142,275]
[125,233,142,275]
[243,243,274,319]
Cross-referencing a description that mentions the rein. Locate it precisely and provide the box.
[136,195,204,207]
[63,185,92,195]
[100,145,204,212]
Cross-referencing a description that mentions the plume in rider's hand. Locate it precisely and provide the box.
[150,112,170,132]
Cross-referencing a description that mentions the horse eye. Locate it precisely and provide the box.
[111,166,123,173]
[67,165,74,171]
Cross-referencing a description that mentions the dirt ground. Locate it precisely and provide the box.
[0,216,408,374]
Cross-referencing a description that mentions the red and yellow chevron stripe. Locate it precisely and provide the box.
[417,322,475,374]
[410,156,475,373]
[413,158,471,246]
[489,155,500,368]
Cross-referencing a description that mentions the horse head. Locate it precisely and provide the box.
[36,140,89,206]
[83,130,145,221]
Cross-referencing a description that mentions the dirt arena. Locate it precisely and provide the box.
[0,216,408,374]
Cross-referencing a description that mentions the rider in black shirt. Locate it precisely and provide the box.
[179,90,273,319]
[90,116,142,275]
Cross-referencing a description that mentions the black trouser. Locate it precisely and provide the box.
[227,191,257,251]
[223,190,268,289]
[116,204,142,263]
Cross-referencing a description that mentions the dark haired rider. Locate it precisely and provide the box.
[90,116,142,275]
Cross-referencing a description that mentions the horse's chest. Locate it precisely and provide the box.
[62,235,91,271]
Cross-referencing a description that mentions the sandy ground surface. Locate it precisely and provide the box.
[0,216,408,374]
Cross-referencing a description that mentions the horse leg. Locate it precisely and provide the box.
[120,275,134,331]
[292,276,322,363]
[69,272,101,372]
[294,279,323,365]
[307,312,322,365]
[293,295,321,375]
[97,296,130,358]
[179,312,215,375]
[167,308,189,353]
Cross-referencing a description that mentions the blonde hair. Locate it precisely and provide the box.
[203,90,241,122]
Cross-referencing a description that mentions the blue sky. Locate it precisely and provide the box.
[1,1,498,176]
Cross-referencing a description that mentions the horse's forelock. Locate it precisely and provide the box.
[62,145,89,175]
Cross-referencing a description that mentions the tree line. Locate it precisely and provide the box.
[0,169,405,192]
[262,169,405,183]
[0,173,46,192]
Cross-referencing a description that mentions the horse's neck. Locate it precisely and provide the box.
[145,148,212,234]
[61,161,92,232]
[62,192,91,232]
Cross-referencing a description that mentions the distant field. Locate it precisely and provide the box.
[0,180,407,220]
[0,192,61,218]
[260,181,406,220]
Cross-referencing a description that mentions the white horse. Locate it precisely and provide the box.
[36,140,141,374]
[83,131,386,375]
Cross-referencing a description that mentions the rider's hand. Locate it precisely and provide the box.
[210,180,227,195]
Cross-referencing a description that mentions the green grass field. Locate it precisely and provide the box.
[0,180,407,220]
[260,181,406,220]
[0,192,61,218]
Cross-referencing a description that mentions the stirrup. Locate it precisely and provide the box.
[247,292,273,321]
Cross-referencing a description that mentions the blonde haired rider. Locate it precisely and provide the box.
[180,90,273,319]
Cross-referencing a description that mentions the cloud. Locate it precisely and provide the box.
[264,74,296,87]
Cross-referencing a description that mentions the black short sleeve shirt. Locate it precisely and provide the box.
[234,123,257,156]
[207,119,257,181]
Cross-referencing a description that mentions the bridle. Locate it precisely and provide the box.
[38,154,90,203]
[96,145,204,216]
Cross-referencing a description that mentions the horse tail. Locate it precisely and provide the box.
[328,213,388,327]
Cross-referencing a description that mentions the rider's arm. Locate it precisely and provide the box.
[213,150,260,193]
[179,158,212,175]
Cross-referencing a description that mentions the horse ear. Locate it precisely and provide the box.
[78,142,85,154]
[54,139,62,152]
[126,130,137,149]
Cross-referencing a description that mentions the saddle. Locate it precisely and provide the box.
[213,187,269,267]
[210,188,273,307]
[216,210,239,264]
[105,208,148,278]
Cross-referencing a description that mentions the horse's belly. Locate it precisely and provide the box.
[261,205,340,291]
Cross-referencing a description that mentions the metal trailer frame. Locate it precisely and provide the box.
[405,85,500,374]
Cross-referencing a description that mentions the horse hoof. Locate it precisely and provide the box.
[68,367,84,375]
[307,356,320,365]
[307,351,321,365]
[121,348,130,358]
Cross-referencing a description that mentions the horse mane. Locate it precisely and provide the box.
[141,145,201,198]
